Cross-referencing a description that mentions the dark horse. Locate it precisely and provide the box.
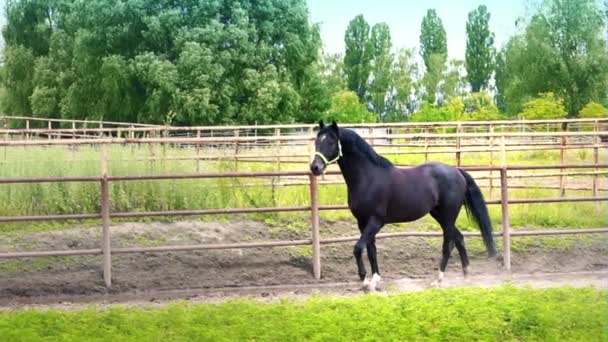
[310,121,496,290]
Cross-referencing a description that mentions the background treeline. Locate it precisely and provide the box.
[1,0,607,126]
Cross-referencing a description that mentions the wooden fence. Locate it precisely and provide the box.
[0,143,606,287]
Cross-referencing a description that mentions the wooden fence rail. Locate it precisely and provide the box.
[1,156,607,287]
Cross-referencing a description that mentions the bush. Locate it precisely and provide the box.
[579,101,608,118]
[519,92,567,119]
[323,90,376,123]
[459,92,503,121]
[410,101,456,122]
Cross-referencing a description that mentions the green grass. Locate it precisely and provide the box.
[0,144,605,235]
[0,286,605,341]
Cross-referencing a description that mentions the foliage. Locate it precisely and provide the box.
[410,101,455,122]
[368,23,393,118]
[385,48,418,121]
[519,92,567,119]
[1,0,328,125]
[0,287,605,341]
[465,5,495,92]
[459,92,503,121]
[419,9,448,105]
[498,0,608,116]
[343,14,372,102]
[419,9,447,72]
[579,101,608,118]
[324,90,376,123]
[320,53,347,96]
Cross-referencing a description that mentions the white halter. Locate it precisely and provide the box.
[314,140,343,166]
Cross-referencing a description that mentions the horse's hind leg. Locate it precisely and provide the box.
[452,228,471,278]
[431,231,455,286]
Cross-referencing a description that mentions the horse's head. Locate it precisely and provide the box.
[310,120,342,176]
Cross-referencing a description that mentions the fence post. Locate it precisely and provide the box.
[196,130,201,173]
[309,174,321,280]
[592,121,599,198]
[424,127,430,162]
[26,120,30,140]
[100,144,112,288]
[559,123,568,196]
[369,127,375,146]
[500,167,511,274]
[234,130,240,169]
[308,126,315,156]
[500,135,507,167]
[455,124,462,166]
[275,128,281,171]
[489,125,495,197]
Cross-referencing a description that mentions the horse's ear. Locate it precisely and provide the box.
[330,121,338,132]
[318,120,325,129]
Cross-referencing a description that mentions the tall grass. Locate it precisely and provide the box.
[0,144,605,234]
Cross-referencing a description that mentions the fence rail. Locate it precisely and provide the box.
[1,149,606,287]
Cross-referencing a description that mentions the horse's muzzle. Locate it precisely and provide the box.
[310,159,324,176]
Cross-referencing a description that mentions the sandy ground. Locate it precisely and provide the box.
[1,218,607,307]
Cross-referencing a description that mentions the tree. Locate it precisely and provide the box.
[320,53,346,96]
[465,5,495,92]
[519,92,567,119]
[499,0,608,116]
[324,90,376,123]
[420,9,448,104]
[344,14,372,101]
[579,101,608,118]
[368,23,393,118]
[387,48,418,120]
[1,0,327,125]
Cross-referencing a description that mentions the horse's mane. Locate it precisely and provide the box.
[339,128,393,169]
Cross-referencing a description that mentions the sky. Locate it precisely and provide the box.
[307,0,534,60]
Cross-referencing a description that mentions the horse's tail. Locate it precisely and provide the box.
[458,169,496,257]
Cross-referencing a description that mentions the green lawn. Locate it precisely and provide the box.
[0,286,605,341]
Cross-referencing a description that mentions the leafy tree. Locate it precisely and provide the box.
[420,9,448,104]
[499,0,608,116]
[460,92,502,121]
[2,46,35,116]
[368,23,393,118]
[1,0,327,125]
[387,48,418,120]
[420,9,447,71]
[344,14,372,101]
[465,5,495,92]
[324,90,376,123]
[579,101,608,118]
[409,101,455,122]
[320,53,346,96]
[519,92,567,119]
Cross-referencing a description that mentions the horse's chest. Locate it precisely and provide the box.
[347,184,389,218]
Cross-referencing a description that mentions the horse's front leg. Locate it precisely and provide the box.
[354,216,382,291]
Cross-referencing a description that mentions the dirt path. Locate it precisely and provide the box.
[1,218,607,306]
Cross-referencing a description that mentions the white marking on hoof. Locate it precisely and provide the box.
[430,271,444,287]
[362,277,371,291]
[463,267,472,282]
[369,273,382,291]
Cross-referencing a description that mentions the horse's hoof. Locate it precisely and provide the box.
[362,277,371,291]
[430,271,444,287]
[369,273,382,291]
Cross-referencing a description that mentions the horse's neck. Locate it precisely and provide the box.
[337,136,387,187]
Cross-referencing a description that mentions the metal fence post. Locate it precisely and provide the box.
[309,173,321,280]
[100,144,112,288]
[500,167,511,274]
[559,123,568,196]
[456,124,462,166]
